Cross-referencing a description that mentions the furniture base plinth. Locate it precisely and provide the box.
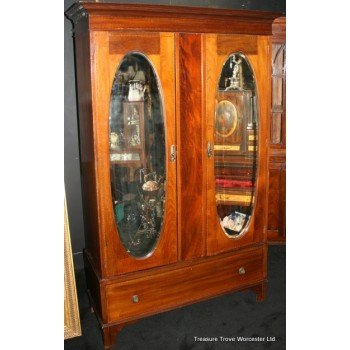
[86,245,268,348]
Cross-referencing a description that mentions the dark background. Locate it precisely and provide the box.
[64,0,286,269]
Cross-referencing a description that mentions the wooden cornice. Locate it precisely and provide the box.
[65,2,283,35]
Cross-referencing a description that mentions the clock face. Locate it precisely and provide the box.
[215,100,238,138]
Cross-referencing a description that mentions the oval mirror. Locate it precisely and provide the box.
[214,53,258,237]
[109,53,166,258]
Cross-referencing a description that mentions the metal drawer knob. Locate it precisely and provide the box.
[132,295,139,303]
[238,267,246,275]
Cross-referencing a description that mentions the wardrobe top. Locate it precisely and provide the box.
[66,2,283,35]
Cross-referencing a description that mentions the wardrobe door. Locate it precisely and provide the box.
[175,33,207,261]
[91,32,177,276]
[205,34,270,255]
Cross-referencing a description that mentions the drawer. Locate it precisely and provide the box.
[105,246,265,323]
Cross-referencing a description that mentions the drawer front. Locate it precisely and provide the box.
[105,246,265,323]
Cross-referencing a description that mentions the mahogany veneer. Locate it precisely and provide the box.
[267,17,286,244]
[66,3,282,348]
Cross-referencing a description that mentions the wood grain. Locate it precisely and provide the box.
[267,163,286,243]
[205,34,270,255]
[73,18,103,275]
[217,34,257,55]
[109,32,160,55]
[90,31,178,276]
[84,251,105,323]
[66,4,279,349]
[176,33,206,260]
[272,17,286,43]
[66,3,282,35]
[105,246,265,323]
[267,17,286,244]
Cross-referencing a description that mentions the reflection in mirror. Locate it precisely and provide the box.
[109,53,166,258]
[214,53,258,238]
[271,44,286,144]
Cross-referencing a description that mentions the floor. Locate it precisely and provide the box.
[65,245,285,350]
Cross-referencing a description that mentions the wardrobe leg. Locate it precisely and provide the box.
[252,281,267,302]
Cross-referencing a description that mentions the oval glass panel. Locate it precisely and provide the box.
[214,53,258,237]
[109,53,166,258]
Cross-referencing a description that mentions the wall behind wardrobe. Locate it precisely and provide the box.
[64,0,286,269]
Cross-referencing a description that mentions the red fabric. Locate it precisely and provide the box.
[215,179,253,188]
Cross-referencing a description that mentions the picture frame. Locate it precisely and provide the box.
[64,192,81,339]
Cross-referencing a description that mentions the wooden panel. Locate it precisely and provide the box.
[84,251,105,323]
[217,35,257,55]
[268,17,286,244]
[66,3,281,35]
[74,19,103,275]
[205,34,270,255]
[176,33,206,260]
[272,75,283,110]
[270,148,285,163]
[90,15,274,35]
[271,112,282,144]
[105,246,265,323]
[270,41,285,146]
[90,32,178,277]
[109,33,160,54]
[272,17,286,43]
[267,163,286,243]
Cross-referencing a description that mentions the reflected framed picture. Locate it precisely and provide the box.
[215,100,238,137]
[214,90,253,152]
[123,101,144,149]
